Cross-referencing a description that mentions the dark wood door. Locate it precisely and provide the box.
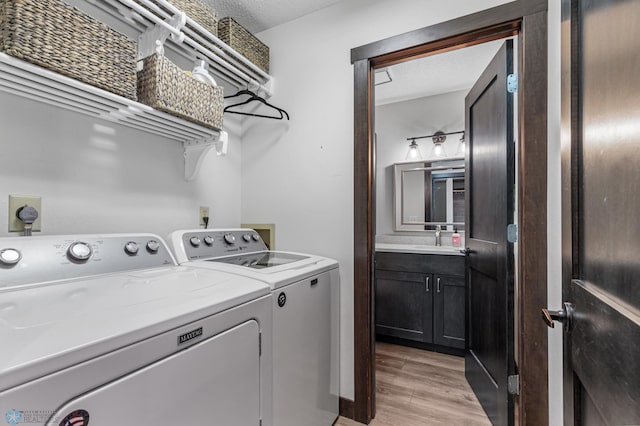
[557,0,640,424]
[433,274,465,349]
[464,40,514,426]
[375,269,433,343]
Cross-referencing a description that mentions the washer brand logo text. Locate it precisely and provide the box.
[178,327,203,345]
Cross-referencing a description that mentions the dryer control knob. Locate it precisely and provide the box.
[0,248,22,265]
[242,234,252,242]
[68,242,92,262]
[146,240,160,253]
[224,234,236,245]
[204,236,214,246]
[251,233,260,242]
[190,236,201,247]
[124,241,139,255]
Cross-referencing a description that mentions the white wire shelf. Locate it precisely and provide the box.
[91,0,273,96]
[0,52,223,181]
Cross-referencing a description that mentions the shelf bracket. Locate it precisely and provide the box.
[138,9,187,63]
[183,131,228,181]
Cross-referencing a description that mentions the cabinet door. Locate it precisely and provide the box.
[375,270,433,343]
[433,275,465,348]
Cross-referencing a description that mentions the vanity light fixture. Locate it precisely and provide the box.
[406,139,422,160]
[406,130,465,159]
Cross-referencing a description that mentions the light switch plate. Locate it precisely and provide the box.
[9,195,42,232]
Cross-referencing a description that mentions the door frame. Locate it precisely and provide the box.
[350,1,549,424]
[560,0,576,422]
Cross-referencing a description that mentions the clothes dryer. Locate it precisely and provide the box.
[0,234,272,426]
[168,229,340,426]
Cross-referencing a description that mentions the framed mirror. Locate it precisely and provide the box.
[393,158,465,231]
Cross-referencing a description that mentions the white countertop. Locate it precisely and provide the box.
[375,243,464,256]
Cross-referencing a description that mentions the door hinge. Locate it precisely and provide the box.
[507,224,518,243]
[507,73,518,93]
[508,374,520,395]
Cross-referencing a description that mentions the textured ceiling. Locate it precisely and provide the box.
[206,0,345,33]
[375,39,508,105]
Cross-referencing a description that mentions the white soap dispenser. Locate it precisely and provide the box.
[191,60,217,86]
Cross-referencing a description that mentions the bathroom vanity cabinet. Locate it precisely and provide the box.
[374,251,465,350]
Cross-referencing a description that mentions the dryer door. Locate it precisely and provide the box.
[49,320,261,426]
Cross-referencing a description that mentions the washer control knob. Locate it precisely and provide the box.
[190,236,201,247]
[204,236,214,246]
[146,240,160,253]
[68,242,92,262]
[0,248,22,265]
[252,233,260,242]
[124,241,139,255]
[224,234,236,245]
[242,234,252,242]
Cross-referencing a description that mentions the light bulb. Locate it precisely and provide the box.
[409,146,418,159]
[406,140,422,160]
[430,131,447,158]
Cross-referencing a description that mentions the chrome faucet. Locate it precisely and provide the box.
[435,225,442,246]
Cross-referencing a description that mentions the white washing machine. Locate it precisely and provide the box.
[0,233,273,426]
[168,229,340,426]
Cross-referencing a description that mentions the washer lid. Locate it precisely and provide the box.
[209,251,310,269]
[188,251,339,289]
[0,266,269,391]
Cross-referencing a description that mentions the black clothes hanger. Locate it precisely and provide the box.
[223,89,256,99]
[224,89,290,120]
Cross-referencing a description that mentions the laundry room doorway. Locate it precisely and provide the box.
[350,1,549,425]
[372,36,516,426]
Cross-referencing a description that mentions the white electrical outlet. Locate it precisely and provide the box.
[199,206,210,227]
[9,195,42,232]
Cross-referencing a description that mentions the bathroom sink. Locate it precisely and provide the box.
[375,243,464,256]
[413,245,460,252]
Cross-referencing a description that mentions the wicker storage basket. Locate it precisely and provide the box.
[0,0,138,100]
[137,53,223,130]
[133,0,218,37]
[218,17,269,73]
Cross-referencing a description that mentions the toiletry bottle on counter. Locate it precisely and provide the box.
[452,227,461,247]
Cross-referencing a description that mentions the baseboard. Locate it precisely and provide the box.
[339,397,355,420]
[376,335,465,357]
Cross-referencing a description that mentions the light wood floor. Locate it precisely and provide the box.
[336,342,491,426]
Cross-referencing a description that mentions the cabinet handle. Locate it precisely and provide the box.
[436,277,441,293]
[425,276,430,292]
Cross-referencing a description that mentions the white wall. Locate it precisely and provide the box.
[0,93,243,238]
[245,0,512,400]
[375,90,467,235]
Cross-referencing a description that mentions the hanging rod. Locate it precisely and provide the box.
[142,0,269,80]
[407,130,465,141]
[115,0,272,95]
